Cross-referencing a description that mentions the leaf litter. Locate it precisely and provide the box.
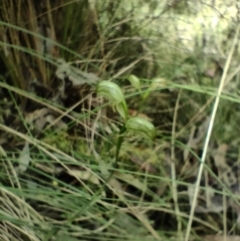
[2,59,240,241]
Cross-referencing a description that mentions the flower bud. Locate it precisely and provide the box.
[127,74,140,90]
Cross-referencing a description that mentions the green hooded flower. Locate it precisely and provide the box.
[126,116,156,140]
[97,81,128,120]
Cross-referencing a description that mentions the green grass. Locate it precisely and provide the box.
[1,1,240,241]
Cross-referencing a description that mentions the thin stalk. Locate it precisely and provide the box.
[184,24,240,241]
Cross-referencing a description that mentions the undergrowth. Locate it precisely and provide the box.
[1,1,240,241]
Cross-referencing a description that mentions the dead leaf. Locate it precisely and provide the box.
[25,108,67,131]
[67,169,100,185]
[25,108,50,130]
[34,115,50,131]
[16,141,31,173]
[45,115,68,130]
[184,125,197,162]
[129,153,157,174]
[205,69,216,78]
[108,177,123,191]
[194,117,210,143]
[99,159,110,177]
[67,169,106,197]
[35,23,56,56]
[55,58,99,86]
[188,181,227,214]
[213,144,228,168]
[114,172,147,193]
[184,117,210,162]
[213,144,236,186]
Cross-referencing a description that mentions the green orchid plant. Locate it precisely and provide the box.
[97,79,156,172]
